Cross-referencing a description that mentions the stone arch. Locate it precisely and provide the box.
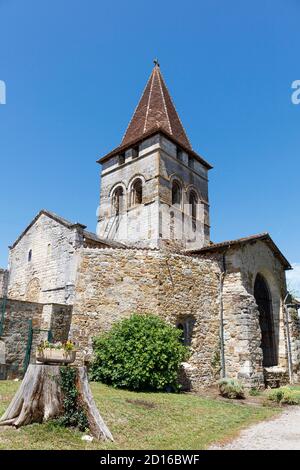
[186,185,202,201]
[25,278,41,303]
[128,175,145,207]
[171,179,183,207]
[110,184,126,215]
[128,173,145,189]
[254,273,278,367]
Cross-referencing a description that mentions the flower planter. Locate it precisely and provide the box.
[36,348,76,365]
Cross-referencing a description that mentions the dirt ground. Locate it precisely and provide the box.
[210,406,300,450]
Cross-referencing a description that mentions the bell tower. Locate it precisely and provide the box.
[96,62,212,250]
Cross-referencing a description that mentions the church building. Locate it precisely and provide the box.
[0,62,299,389]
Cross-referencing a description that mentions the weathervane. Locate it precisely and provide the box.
[153,58,160,67]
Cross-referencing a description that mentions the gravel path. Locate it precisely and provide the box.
[211,407,300,450]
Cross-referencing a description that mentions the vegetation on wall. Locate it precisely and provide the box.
[90,313,188,392]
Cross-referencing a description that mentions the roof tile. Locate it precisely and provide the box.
[121,64,191,149]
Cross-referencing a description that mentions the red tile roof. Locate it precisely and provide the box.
[121,63,192,149]
[186,233,291,270]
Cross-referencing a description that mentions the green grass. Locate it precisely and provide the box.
[0,381,279,450]
[285,385,300,402]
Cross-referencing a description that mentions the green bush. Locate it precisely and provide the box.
[218,378,245,399]
[90,314,188,392]
[249,387,260,397]
[266,386,300,405]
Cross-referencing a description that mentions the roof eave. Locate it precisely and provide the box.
[97,128,213,170]
[9,210,87,250]
[188,233,291,270]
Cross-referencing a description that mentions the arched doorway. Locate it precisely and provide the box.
[254,274,277,367]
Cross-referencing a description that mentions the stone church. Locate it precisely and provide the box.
[0,62,299,389]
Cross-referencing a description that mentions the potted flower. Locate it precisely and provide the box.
[36,340,77,365]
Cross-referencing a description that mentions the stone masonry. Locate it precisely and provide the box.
[197,236,291,387]
[8,210,111,306]
[70,247,220,390]
[0,298,72,378]
[0,269,8,297]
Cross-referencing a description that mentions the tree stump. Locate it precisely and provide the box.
[0,364,113,441]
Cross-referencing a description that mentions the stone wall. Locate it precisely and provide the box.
[0,298,72,378]
[97,134,210,250]
[8,213,82,305]
[159,135,210,248]
[288,303,300,382]
[70,247,220,390]
[0,269,8,297]
[201,240,289,387]
[49,303,73,343]
[0,298,44,377]
[97,135,160,247]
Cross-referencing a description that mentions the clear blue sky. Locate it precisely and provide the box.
[0,1,299,289]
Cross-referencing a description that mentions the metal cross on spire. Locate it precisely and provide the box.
[153,58,160,67]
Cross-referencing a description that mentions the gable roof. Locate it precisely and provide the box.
[121,63,192,149]
[187,232,291,270]
[9,209,120,250]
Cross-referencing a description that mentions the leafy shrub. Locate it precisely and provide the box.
[266,386,300,405]
[249,387,260,397]
[90,314,188,392]
[218,378,245,399]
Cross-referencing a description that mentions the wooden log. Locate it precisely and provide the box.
[0,364,113,441]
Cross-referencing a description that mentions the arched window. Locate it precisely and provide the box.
[130,178,143,206]
[172,181,182,206]
[112,186,124,215]
[47,243,51,256]
[28,249,32,262]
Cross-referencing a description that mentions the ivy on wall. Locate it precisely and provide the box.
[58,367,88,432]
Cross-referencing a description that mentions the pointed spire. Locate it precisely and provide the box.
[121,61,192,149]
